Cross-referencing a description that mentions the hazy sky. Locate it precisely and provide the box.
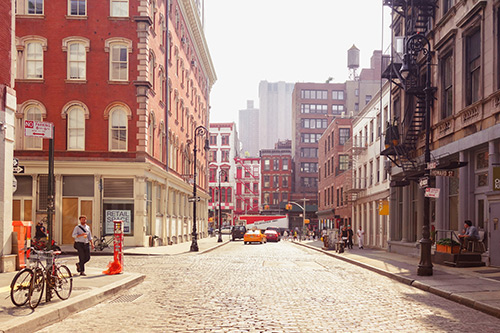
[204,0,392,124]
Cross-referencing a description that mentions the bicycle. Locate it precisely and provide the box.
[93,235,115,251]
[10,248,73,309]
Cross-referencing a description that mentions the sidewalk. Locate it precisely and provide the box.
[294,240,500,319]
[0,236,230,333]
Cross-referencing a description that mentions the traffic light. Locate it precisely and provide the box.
[285,204,293,210]
[304,219,310,224]
[264,204,270,210]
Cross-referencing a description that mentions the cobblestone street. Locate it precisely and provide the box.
[38,241,500,332]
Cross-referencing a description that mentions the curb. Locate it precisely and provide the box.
[0,273,146,333]
[293,241,500,320]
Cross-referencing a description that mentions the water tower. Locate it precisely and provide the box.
[347,44,360,80]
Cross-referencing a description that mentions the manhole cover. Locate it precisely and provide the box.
[474,269,500,274]
[110,294,143,303]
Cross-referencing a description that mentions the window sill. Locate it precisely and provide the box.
[16,14,45,19]
[65,15,88,20]
[108,16,130,21]
[65,79,87,84]
[107,80,130,85]
[16,79,44,83]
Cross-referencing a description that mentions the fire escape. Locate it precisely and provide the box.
[344,135,367,203]
[381,0,437,182]
[234,157,260,215]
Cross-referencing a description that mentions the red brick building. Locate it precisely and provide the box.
[12,0,216,246]
[317,118,352,229]
[1,0,17,271]
[260,140,292,215]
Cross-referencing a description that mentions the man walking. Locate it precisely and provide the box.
[72,215,94,276]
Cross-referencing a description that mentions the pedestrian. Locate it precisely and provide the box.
[72,215,94,276]
[341,225,348,249]
[347,225,354,249]
[458,220,479,251]
[357,225,364,249]
[283,230,288,240]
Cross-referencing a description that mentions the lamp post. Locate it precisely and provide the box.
[217,169,227,243]
[190,125,209,252]
[401,34,433,276]
[286,198,309,240]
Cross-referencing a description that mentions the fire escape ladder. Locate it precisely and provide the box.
[406,1,437,35]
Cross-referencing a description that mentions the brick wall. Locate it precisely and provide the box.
[0,0,12,87]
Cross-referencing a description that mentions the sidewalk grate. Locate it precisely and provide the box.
[110,294,143,303]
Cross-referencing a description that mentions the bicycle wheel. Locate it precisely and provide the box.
[28,267,45,309]
[54,265,73,300]
[10,268,33,306]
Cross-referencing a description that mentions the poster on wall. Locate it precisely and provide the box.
[105,210,132,235]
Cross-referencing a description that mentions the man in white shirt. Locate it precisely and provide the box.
[72,215,94,276]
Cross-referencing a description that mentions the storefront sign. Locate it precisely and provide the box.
[378,200,389,215]
[105,210,131,234]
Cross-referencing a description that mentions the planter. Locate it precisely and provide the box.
[436,244,460,254]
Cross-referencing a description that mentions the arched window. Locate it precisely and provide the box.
[109,107,128,151]
[62,37,90,80]
[105,38,132,82]
[67,106,85,150]
[24,105,43,149]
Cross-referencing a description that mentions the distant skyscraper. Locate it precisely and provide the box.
[258,81,294,150]
[238,100,259,157]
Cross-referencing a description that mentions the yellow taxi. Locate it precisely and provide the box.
[243,228,267,244]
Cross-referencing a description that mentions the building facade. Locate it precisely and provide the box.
[208,122,239,227]
[382,0,500,265]
[349,82,391,249]
[0,0,17,272]
[13,0,216,247]
[317,118,352,230]
[260,140,292,215]
[238,100,259,157]
[258,81,294,150]
[234,157,261,218]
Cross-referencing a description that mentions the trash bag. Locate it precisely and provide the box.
[103,259,122,275]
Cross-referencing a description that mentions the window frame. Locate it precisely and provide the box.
[105,38,133,82]
[68,0,86,16]
[110,0,129,17]
[108,106,129,151]
[67,106,85,151]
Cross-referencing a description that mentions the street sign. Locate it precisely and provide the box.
[430,169,455,177]
[24,120,53,139]
[188,196,200,202]
[425,188,440,198]
[13,158,18,167]
[419,177,429,188]
[427,161,437,170]
[13,165,25,174]
[13,177,17,193]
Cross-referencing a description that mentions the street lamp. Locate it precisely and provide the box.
[217,169,227,243]
[190,125,209,252]
[401,33,433,276]
[286,198,309,240]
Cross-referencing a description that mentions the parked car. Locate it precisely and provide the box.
[231,225,247,241]
[266,227,281,236]
[264,230,280,242]
[218,226,232,235]
[244,229,267,244]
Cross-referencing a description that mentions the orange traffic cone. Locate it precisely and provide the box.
[103,259,122,275]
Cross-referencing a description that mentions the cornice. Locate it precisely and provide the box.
[179,0,217,90]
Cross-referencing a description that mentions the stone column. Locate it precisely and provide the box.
[401,186,409,242]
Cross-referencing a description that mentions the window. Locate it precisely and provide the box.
[370,120,374,143]
[466,30,481,105]
[149,51,156,87]
[283,159,289,171]
[476,151,489,187]
[110,0,128,17]
[26,42,43,79]
[365,95,372,104]
[264,159,270,171]
[105,38,132,82]
[300,104,328,114]
[69,0,86,16]
[221,150,229,162]
[208,150,217,162]
[263,176,270,188]
[68,106,85,150]
[28,0,43,14]
[273,158,280,170]
[332,90,344,100]
[221,134,230,145]
[209,134,217,146]
[376,113,381,137]
[209,168,216,182]
[282,176,288,188]
[24,104,43,150]
[67,42,87,80]
[376,157,380,183]
[300,89,327,99]
[300,148,318,158]
[339,128,350,145]
[301,163,318,173]
[442,53,453,119]
[109,107,128,151]
[339,155,349,171]
[443,0,453,15]
[148,115,154,155]
[332,104,344,115]
[273,175,279,187]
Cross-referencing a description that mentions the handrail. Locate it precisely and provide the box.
[435,229,461,245]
